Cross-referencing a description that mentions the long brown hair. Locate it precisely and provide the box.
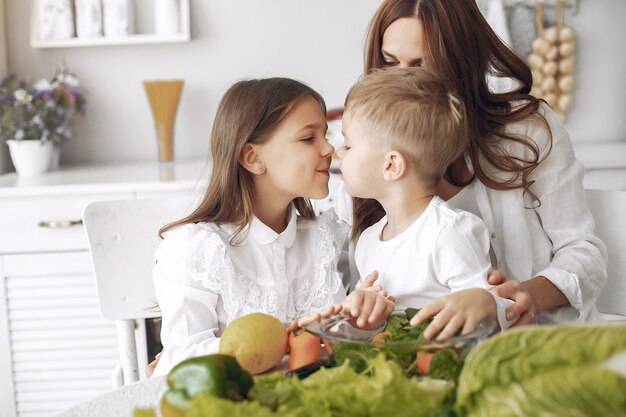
[355,0,552,237]
[160,78,325,243]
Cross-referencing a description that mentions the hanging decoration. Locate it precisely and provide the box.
[527,0,576,122]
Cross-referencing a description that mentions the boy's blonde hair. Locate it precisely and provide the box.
[344,67,468,187]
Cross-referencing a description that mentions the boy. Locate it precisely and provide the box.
[339,67,514,338]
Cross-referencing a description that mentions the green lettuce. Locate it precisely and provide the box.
[456,324,626,417]
[186,394,295,417]
[187,354,453,417]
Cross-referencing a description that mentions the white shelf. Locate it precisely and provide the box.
[30,0,190,49]
[31,32,189,48]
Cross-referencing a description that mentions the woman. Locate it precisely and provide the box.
[352,0,607,325]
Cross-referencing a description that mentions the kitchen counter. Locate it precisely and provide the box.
[0,159,209,197]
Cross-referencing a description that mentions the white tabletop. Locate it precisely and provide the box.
[55,376,167,417]
[55,357,292,417]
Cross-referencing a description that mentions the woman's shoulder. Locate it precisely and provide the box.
[504,101,568,154]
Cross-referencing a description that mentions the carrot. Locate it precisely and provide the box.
[416,351,434,375]
[371,330,391,347]
[288,329,322,371]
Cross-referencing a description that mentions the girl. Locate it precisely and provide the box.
[351,0,607,329]
[151,78,393,376]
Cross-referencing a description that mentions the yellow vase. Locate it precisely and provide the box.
[143,80,184,162]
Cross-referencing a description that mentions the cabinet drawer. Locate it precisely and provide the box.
[0,193,132,254]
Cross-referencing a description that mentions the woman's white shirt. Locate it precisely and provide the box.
[151,208,349,376]
[337,103,607,324]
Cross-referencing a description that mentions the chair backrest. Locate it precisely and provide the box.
[83,196,196,321]
[586,189,626,316]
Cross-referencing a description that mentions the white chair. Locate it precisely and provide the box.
[586,189,626,320]
[83,196,196,386]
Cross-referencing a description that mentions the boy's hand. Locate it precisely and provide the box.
[410,288,497,340]
[342,289,395,329]
[360,271,396,301]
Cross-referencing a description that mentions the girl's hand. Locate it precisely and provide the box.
[146,351,162,378]
[342,289,395,329]
[488,270,537,326]
[410,289,497,340]
[296,305,344,328]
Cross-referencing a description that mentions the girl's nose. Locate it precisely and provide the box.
[321,141,334,157]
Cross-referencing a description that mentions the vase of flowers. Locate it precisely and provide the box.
[0,66,87,176]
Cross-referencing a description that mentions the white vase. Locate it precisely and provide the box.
[6,139,54,177]
[154,0,179,35]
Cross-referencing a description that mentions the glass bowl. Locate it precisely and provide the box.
[304,312,497,380]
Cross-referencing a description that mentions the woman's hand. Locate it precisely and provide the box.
[410,288,497,340]
[488,270,537,326]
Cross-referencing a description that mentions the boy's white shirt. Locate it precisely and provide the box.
[339,103,607,324]
[151,208,349,376]
[355,196,514,330]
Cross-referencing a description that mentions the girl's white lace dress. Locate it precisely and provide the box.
[151,208,349,376]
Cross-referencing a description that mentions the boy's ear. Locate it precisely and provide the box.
[382,150,407,181]
[239,144,265,175]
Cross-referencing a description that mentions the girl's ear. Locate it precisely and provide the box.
[382,150,407,181]
[239,144,265,175]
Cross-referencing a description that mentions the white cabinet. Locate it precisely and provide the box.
[0,160,206,417]
[1,252,117,417]
[30,0,190,48]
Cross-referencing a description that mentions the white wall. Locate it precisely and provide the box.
[3,0,626,166]
[5,0,380,165]
[564,1,626,144]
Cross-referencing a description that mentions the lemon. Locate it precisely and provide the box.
[219,312,288,375]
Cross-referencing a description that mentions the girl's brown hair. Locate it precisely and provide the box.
[355,0,551,237]
[160,78,325,242]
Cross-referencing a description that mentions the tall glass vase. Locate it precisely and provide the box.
[143,80,184,163]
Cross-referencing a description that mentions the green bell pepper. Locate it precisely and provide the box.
[161,354,253,417]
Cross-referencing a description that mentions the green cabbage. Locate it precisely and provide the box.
[456,324,626,417]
